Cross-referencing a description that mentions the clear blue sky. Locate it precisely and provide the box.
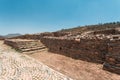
[0,0,120,35]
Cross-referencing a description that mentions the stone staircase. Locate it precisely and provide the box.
[4,39,47,54]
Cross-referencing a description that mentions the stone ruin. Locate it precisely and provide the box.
[4,28,120,74]
[41,28,120,74]
[4,39,46,53]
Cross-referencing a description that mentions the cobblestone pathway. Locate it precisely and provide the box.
[0,41,72,80]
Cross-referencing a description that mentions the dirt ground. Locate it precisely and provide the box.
[28,50,120,80]
[0,41,72,80]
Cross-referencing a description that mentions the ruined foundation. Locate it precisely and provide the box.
[4,28,120,74]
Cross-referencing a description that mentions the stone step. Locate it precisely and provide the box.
[19,43,44,46]
[19,45,46,49]
[21,46,46,52]
[22,48,48,54]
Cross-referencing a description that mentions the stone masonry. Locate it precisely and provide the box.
[41,37,108,63]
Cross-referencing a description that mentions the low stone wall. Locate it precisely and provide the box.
[4,39,19,49]
[41,37,109,63]
[103,40,120,74]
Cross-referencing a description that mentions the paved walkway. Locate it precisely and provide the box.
[0,41,72,80]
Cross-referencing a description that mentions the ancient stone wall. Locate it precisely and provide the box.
[41,37,109,63]
[103,40,120,74]
[4,39,19,49]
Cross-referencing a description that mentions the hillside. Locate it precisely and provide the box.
[59,22,120,34]
[4,33,22,38]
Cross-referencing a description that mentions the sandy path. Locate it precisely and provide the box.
[29,49,120,80]
[0,41,72,80]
